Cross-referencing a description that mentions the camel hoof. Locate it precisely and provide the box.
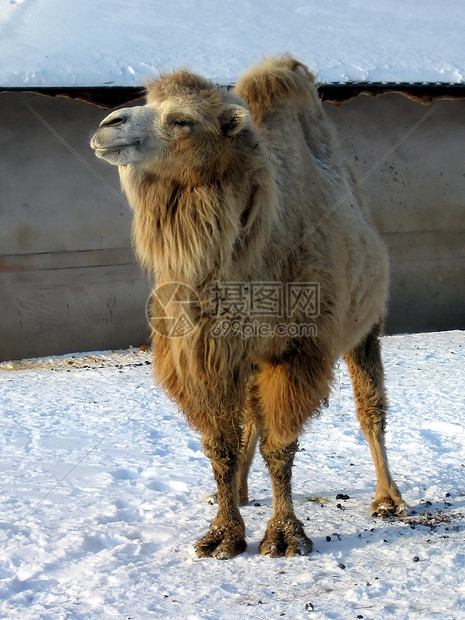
[259,517,313,558]
[371,496,409,518]
[195,524,247,559]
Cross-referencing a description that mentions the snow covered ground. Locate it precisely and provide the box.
[0,331,464,618]
[0,0,464,87]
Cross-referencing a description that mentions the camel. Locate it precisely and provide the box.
[91,54,406,559]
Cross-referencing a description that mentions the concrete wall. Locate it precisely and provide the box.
[325,94,465,334]
[0,91,464,361]
[0,92,151,361]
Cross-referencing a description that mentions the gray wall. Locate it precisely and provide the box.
[0,91,464,361]
[325,94,465,334]
[0,92,151,360]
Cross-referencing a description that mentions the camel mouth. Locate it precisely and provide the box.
[91,139,142,163]
[91,140,140,154]
[94,144,135,154]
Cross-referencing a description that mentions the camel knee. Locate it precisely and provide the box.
[351,387,387,432]
[260,437,298,517]
[203,439,239,472]
[260,437,298,470]
[202,432,242,499]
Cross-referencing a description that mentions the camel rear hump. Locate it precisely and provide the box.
[235,54,323,124]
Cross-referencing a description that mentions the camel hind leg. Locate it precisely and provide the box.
[344,322,407,516]
[238,417,258,505]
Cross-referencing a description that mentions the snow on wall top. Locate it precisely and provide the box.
[1,0,464,88]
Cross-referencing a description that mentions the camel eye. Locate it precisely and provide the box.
[172,119,194,128]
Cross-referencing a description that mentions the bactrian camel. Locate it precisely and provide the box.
[91,54,406,559]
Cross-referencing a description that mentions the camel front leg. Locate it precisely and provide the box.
[259,437,313,557]
[203,417,258,506]
[253,351,330,557]
[195,426,246,559]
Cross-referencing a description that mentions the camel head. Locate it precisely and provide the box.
[91,70,252,180]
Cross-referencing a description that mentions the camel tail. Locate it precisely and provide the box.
[234,53,322,122]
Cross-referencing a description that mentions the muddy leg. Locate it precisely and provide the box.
[344,322,407,516]
[259,436,313,557]
[195,421,246,559]
[203,417,257,506]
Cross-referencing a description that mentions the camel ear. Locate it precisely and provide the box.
[220,104,250,136]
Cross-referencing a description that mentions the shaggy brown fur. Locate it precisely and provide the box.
[91,54,406,559]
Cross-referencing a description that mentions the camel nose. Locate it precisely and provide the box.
[99,112,128,128]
